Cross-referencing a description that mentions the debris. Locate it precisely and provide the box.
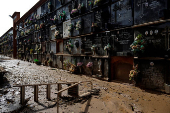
[6,98,14,103]
[23,97,31,106]
[17,62,20,66]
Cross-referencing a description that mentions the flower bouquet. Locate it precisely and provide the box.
[58,11,66,21]
[86,62,93,75]
[76,20,81,30]
[71,9,78,18]
[91,44,97,55]
[68,24,73,36]
[104,43,111,51]
[130,34,146,56]
[129,64,139,85]
[66,39,73,53]
[55,30,60,39]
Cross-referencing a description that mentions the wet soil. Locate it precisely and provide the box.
[0,55,170,113]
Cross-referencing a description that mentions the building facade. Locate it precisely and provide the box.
[1,0,170,93]
[0,27,13,57]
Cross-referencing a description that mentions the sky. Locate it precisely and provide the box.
[0,0,39,36]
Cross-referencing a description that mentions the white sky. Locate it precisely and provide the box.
[0,0,39,36]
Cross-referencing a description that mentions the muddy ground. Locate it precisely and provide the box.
[0,55,170,113]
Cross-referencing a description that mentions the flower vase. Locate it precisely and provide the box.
[48,62,52,67]
[88,67,93,76]
[106,50,110,56]
[130,80,136,86]
[68,47,72,53]
[79,67,82,74]
[93,50,96,56]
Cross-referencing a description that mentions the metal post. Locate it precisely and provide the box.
[34,85,38,102]
[20,86,25,105]
[58,84,62,97]
[47,84,51,100]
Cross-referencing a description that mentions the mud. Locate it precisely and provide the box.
[0,55,170,113]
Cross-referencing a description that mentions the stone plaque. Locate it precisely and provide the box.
[63,39,71,54]
[134,27,166,57]
[62,3,71,21]
[82,13,92,34]
[51,42,56,54]
[134,0,168,25]
[135,60,165,90]
[81,36,93,53]
[56,55,63,69]
[65,0,71,4]
[72,38,81,54]
[72,17,82,36]
[93,34,105,56]
[63,20,71,38]
[113,29,133,55]
[50,25,56,40]
[111,0,133,28]
[55,0,62,9]
[46,42,51,53]
[58,41,63,52]
[93,10,102,30]
[72,0,78,9]
[57,8,64,24]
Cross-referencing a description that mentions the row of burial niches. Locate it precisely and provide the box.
[132,23,170,91]
[16,24,170,58]
[16,0,170,43]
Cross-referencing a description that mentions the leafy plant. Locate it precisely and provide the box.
[34,59,39,63]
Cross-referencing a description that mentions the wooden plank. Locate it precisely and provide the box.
[55,83,79,94]
[58,84,62,97]
[14,81,92,87]
[20,86,25,105]
[34,85,38,102]
[57,93,59,113]
[46,85,51,100]
[79,92,91,98]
